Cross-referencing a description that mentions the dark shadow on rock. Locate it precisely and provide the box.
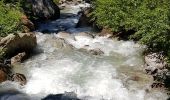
[60,13,78,19]
[0,91,30,100]
[42,92,80,100]
[28,45,44,57]
[37,12,79,33]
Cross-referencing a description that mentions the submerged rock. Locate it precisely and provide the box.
[0,32,37,57]
[56,32,73,39]
[78,48,104,55]
[10,73,27,86]
[75,32,94,38]
[29,0,60,20]
[89,48,104,55]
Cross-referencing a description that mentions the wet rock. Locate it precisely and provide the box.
[56,32,74,40]
[99,28,113,37]
[79,48,104,55]
[75,32,94,38]
[145,52,167,69]
[0,70,7,83]
[21,15,35,32]
[54,38,73,50]
[29,0,60,20]
[10,73,27,86]
[42,92,80,100]
[144,52,170,90]
[144,52,168,75]
[89,48,104,55]
[0,63,12,83]
[76,7,92,27]
[54,38,66,48]
[11,52,27,65]
[129,76,140,81]
[0,32,37,57]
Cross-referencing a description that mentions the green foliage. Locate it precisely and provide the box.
[0,47,6,60]
[53,0,59,4]
[91,0,170,57]
[0,1,23,37]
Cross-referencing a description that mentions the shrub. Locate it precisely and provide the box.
[0,1,23,37]
[91,0,170,58]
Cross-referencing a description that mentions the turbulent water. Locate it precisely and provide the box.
[0,3,168,100]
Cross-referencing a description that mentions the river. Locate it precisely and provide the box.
[0,2,168,100]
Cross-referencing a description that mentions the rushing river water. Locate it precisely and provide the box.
[0,3,168,100]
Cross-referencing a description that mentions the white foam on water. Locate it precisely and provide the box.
[55,34,143,56]
[13,33,166,100]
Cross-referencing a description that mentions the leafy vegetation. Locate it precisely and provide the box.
[91,0,170,59]
[0,0,24,37]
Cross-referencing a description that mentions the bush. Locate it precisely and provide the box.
[91,0,170,58]
[0,1,23,37]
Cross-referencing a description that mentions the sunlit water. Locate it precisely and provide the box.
[0,2,168,100]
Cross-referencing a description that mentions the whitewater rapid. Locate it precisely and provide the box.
[0,2,168,100]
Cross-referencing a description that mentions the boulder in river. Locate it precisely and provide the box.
[89,48,104,55]
[29,0,60,20]
[0,32,37,57]
[76,7,92,27]
[11,52,27,65]
[56,32,74,40]
[10,73,27,86]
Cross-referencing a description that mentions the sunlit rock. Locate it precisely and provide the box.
[11,52,27,66]
[29,0,60,20]
[21,15,35,32]
[0,32,37,57]
[10,73,27,86]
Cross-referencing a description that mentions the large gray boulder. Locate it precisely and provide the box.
[29,0,60,20]
[0,32,37,57]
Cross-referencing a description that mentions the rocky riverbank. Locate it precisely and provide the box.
[0,32,37,85]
